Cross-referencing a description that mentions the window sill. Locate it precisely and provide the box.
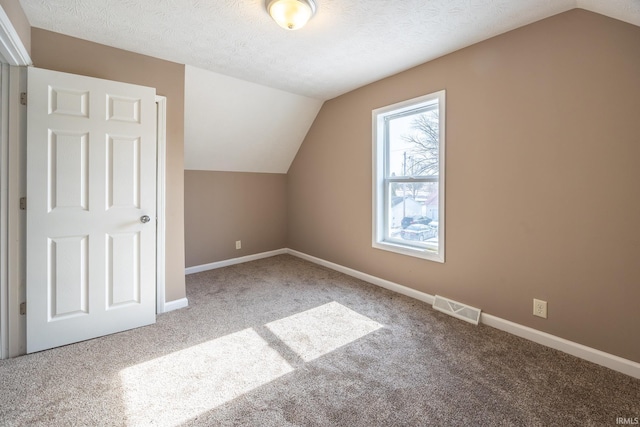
[372,240,444,263]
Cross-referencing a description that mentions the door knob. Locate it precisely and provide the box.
[140,215,151,224]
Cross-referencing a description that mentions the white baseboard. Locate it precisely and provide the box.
[185,249,288,275]
[163,297,188,313]
[480,313,640,379]
[286,249,640,379]
[287,249,435,305]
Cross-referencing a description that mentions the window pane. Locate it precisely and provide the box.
[387,181,439,252]
[387,108,439,178]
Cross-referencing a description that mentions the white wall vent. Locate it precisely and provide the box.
[432,295,481,325]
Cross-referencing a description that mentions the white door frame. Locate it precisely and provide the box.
[0,62,8,360]
[0,5,31,359]
[0,6,30,66]
[5,65,26,358]
[155,95,167,314]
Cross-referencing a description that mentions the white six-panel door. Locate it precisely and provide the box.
[26,67,157,353]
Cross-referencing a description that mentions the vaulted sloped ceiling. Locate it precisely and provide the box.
[19,0,640,173]
[184,66,322,173]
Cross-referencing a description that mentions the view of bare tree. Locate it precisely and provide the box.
[392,110,439,200]
[401,110,439,176]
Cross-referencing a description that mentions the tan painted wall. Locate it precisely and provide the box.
[184,171,287,268]
[287,10,640,363]
[0,0,30,55]
[31,28,186,302]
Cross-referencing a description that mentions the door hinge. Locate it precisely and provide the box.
[20,92,27,106]
[20,302,26,315]
[19,197,26,210]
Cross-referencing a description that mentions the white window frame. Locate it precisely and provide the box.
[372,90,445,263]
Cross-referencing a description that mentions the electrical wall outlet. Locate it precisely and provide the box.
[235,240,241,250]
[533,298,547,318]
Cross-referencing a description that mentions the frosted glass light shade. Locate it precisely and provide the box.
[267,0,317,31]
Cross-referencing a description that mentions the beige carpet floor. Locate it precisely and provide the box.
[0,254,638,426]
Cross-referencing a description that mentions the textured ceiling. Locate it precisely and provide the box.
[19,0,640,101]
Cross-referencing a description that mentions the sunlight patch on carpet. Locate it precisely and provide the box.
[119,328,294,426]
[266,301,383,362]
[119,302,382,426]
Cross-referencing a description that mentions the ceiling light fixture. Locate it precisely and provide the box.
[266,0,317,31]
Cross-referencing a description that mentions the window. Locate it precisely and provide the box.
[372,91,445,262]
